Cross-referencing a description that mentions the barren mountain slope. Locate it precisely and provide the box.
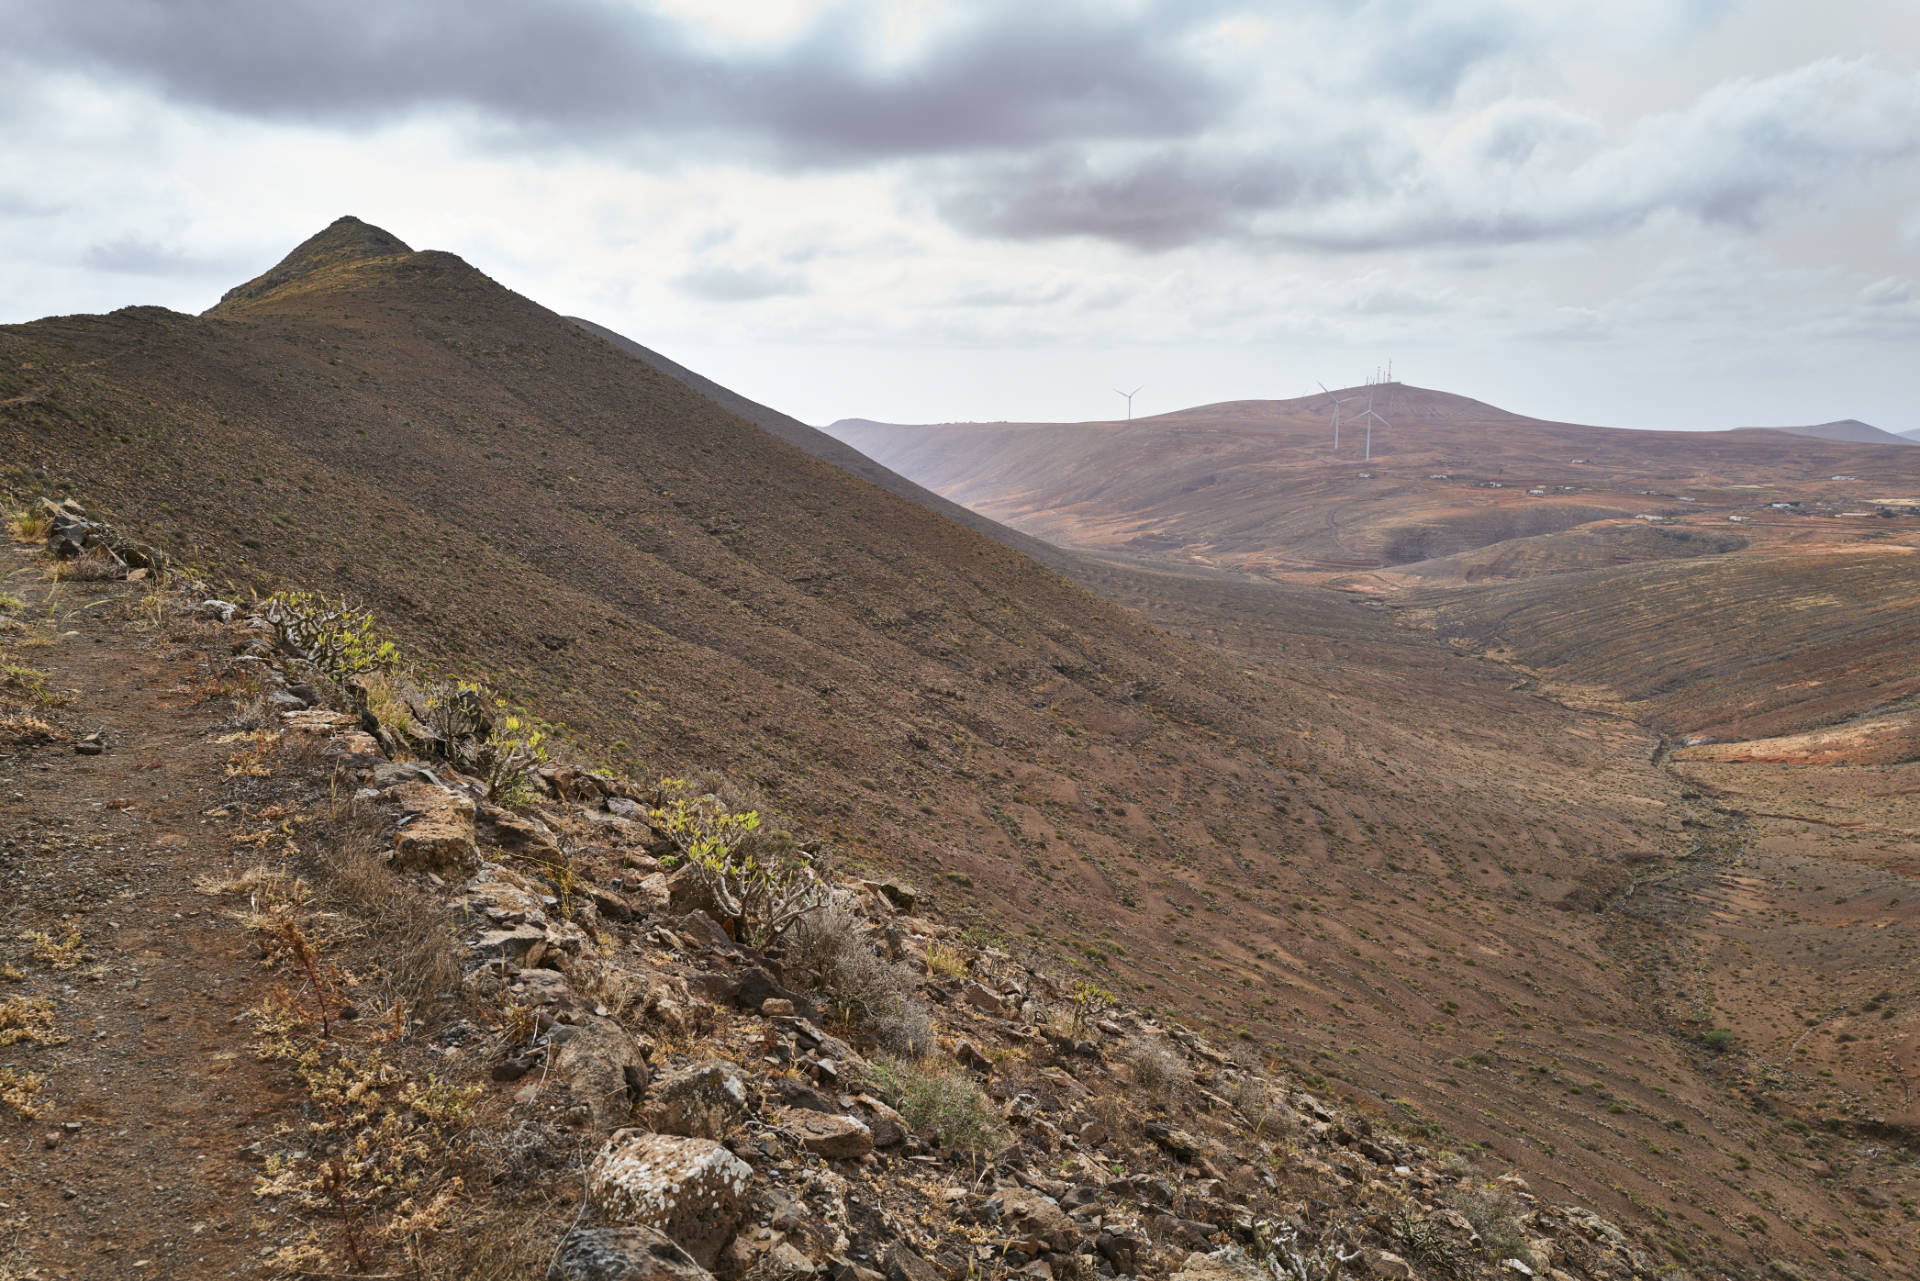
[3,219,1913,1275]
[1411,548,1920,741]
[832,391,1920,578]
[567,316,1079,574]
[1762,419,1916,447]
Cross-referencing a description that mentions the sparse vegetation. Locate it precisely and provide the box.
[1447,1182,1533,1263]
[787,899,933,1057]
[866,1057,1006,1158]
[652,786,824,945]
[0,997,62,1047]
[1122,1030,1190,1099]
[0,1067,45,1118]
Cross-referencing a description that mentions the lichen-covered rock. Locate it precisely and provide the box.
[587,1132,752,1267]
[650,1060,752,1140]
[547,1225,714,1281]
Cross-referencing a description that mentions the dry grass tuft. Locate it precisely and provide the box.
[409,1195,577,1280]
[48,548,123,582]
[318,812,463,1014]
[5,510,50,545]
[24,924,85,971]
[0,1067,45,1118]
[0,712,57,745]
[924,942,967,978]
[1122,1031,1191,1100]
[0,997,63,1047]
[788,899,933,1057]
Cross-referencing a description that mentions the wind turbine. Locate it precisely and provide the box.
[1318,381,1360,454]
[1357,389,1390,462]
[1114,386,1143,421]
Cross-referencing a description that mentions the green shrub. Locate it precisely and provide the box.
[478,709,548,806]
[866,1058,1005,1158]
[263,590,398,684]
[652,789,823,946]
[1704,1028,1734,1052]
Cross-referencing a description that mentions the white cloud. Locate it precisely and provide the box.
[0,2,1915,433]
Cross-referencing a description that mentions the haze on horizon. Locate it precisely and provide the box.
[3,0,1917,434]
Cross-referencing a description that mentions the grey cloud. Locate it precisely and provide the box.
[928,57,1920,253]
[79,235,229,277]
[671,264,810,302]
[9,0,1235,165]
[931,139,1397,251]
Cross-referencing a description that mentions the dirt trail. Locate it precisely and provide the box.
[2,549,295,1279]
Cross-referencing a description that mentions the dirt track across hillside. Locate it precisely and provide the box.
[1,549,296,1278]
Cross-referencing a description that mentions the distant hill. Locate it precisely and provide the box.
[831,384,1920,577]
[1756,419,1917,446]
[1900,427,1920,444]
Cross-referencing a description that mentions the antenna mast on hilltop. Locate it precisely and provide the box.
[1317,381,1360,455]
[1114,385,1143,421]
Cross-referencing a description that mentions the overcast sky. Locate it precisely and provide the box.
[4,0,1917,432]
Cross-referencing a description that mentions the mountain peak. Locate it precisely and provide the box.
[211,216,415,312]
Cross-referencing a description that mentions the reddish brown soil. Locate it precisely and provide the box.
[831,388,1920,582]
[4,218,1917,1276]
[0,549,297,1277]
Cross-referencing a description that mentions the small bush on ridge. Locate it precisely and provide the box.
[866,1057,1005,1158]
[787,900,932,1057]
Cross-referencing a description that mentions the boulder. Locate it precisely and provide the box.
[882,1243,939,1281]
[860,880,916,913]
[987,1188,1077,1254]
[477,802,563,856]
[954,1039,993,1074]
[472,925,551,966]
[855,1095,908,1148]
[547,1225,714,1281]
[736,964,805,1013]
[553,1016,649,1131]
[587,1133,752,1269]
[388,781,479,875]
[1094,1231,1146,1274]
[629,872,672,915]
[717,1229,818,1279]
[649,1060,753,1140]
[666,865,721,918]
[962,982,1006,1016]
[784,1111,873,1160]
